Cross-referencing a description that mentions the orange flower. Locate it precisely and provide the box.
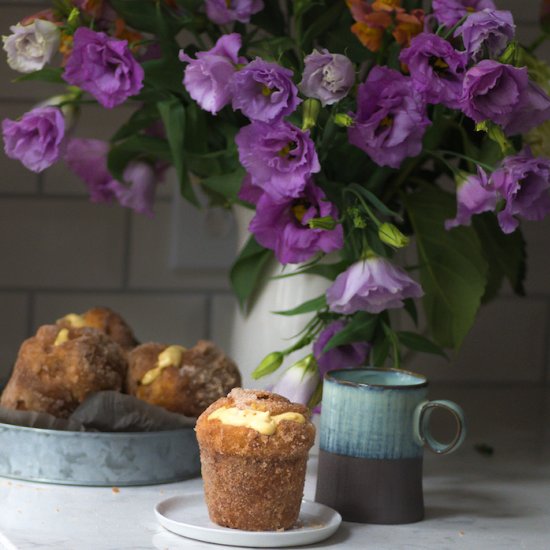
[372,0,401,11]
[351,11,392,52]
[346,0,372,23]
[59,31,74,61]
[114,18,143,48]
[79,0,105,19]
[392,9,424,48]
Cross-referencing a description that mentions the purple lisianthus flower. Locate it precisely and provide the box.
[2,106,65,173]
[299,49,355,106]
[109,161,158,217]
[249,179,343,264]
[490,150,550,233]
[455,9,515,62]
[445,168,497,229]
[400,33,467,109]
[326,256,424,315]
[235,120,320,201]
[63,28,143,109]
[461,60,550,136]
[231,59,300,123]
[237,173,263,205]
[313,320,370,377]
[179,33,245,115]
[432,0,496,27]
[66,138,160,215]
[348,66,430,169]
[205,0,264,25]
[65,138,116,202]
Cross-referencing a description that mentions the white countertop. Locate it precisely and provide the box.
[1,386,549,550]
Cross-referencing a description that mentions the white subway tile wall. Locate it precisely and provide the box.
[0,1,549,390]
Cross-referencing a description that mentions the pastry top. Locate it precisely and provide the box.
[126,340,241,417]
[0,324,127,418]
[196,388,315,459]
[57,307,138,350]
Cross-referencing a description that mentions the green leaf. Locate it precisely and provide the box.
[403,298,418,326]
[158,97,199,206]
[248,36,296,59]
[323,312,378,353]
[350,183,402,219]
[15,67,64,83]
[397,331,448,358]
[273,295,327,316]
[302,2,345,52]
[301,260,349,281]
[143,57,184,95]
[405,185,488,349]
[107,135,171,181]
[201,167,245,202]
[372,335,390,367]
[109,0,182,34]
[230,237,273,310]
[111,105,161,142]
[249,1,286,36]
[472,213,526,297]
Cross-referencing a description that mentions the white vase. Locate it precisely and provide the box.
[228,205,331,388]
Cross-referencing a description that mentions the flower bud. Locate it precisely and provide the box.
[271,354,320,406]
[333,113,354,127]
[378,222,409,248]
[475,121,513,155]
[301,98,321,131]
[308,215,338,230]
[251,351,284,380]
[498,41,520,66]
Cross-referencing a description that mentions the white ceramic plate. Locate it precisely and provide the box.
[154,493,342,548]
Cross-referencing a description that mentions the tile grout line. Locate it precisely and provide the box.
[203,293,212,340]
[120,210,133,290]
[25,290,35,339]
[541,297,550,385]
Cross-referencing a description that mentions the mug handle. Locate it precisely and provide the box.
[413,400,467,454]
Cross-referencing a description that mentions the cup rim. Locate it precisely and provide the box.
[324,367,428,389]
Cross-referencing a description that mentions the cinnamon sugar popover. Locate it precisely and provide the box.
[0,325,127,418]
[126,340,241,417]
[195,388,316,531]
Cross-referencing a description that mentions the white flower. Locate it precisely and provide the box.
[2,20,60,74]
[271,355,320,406]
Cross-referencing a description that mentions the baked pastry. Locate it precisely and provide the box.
[57,307,138,350]
[0,325,127,418]
[126,340,241,417]
[195,388,316,531]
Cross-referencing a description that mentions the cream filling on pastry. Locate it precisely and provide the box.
[208,406,305,435]
[140,345,187,385]
[58,313,87,327]
[53,328,70,346]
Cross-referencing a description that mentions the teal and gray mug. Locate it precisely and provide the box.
[315,368,466,524]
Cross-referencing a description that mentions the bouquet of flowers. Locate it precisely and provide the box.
[3,0,550,406]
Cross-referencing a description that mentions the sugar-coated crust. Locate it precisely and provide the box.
[126,340,241,417]
[57,307,138,351]
[201,450,308,531]
[196,388,316,459]
[0,325,127,418]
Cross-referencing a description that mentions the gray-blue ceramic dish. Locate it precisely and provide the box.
[0,423,200,486]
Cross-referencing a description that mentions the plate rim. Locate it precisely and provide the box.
[154,493,342,547]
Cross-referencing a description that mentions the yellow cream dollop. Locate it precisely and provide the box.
[140,345,187,386]
[53,328,70,346]
[58,313,87,328]
[208,406,305,435]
